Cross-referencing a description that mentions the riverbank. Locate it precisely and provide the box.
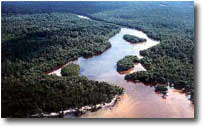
[31,95,121,118]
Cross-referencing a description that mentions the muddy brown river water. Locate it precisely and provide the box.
[48,15,194,118]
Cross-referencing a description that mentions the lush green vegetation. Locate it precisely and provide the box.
[1,12,122,117]
[117,55,139,72]
[123,34,146,43]
[61,64,80,77]
[2,75,123,117]
[1,1,195,117]
[2,13,120,74]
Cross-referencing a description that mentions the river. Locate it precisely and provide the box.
[48,15,194,118]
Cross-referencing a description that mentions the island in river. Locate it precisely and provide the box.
[117,55,140,72]
[123,34,147,44]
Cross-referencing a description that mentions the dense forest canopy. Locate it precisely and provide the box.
[2,13,120,75]
[1,6,122,117]
[1,1,194,117]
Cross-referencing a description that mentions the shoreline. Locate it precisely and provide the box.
[31,95,121,118]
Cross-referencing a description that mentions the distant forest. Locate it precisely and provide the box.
[1,1,194,117]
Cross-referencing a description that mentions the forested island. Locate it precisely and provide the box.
[1,1,194,117]
[123,34,146,43]
[117,55,140,72]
